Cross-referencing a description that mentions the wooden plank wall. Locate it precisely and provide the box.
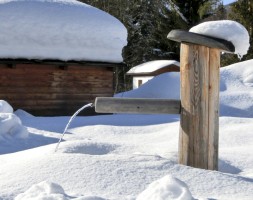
[0,63,114,116]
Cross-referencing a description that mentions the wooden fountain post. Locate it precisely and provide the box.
[168,30,235,170]
[94,29,235,171]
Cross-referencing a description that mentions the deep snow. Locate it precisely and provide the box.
[0,0,127,62]
[190,20,250,58]
[0,59,253,200]
[0,19,252,200]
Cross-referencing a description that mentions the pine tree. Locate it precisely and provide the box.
[172,0,223,26]
[79,0,187,91]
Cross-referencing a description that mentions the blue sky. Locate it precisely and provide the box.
[223,0,237,5]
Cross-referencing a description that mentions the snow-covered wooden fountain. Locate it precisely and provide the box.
[95,20,249,170]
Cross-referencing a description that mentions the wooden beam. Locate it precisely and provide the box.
[95,97,181,114]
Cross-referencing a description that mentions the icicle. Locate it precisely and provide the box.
[54,103,93,152]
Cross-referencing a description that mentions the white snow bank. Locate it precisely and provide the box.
[0,0,127,63]
[14,181,109,200]
[0,113,28,140]
[136,175,194,200]
[115,72,180,99]
[15,181,67,200]
[190,20,250,58]
[116,59,253,117]
[0,100,13,113]
[14,109,34,118]
[127,60,180,74]
[220,59,253,117]
[0,100,28,140]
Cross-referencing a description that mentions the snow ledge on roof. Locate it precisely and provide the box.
[0,0,127,63]
[127,60,180,74]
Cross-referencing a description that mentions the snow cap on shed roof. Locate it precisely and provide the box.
[127,60,180,76]
[0,0,127,63]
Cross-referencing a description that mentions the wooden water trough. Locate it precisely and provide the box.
[95,30,235,170]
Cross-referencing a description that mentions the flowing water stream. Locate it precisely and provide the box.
[54,103,93,152]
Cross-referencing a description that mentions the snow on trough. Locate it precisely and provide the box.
[0,0,127,62]
[190,20,250,58]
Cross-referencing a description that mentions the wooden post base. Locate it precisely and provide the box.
[179,44,220,170]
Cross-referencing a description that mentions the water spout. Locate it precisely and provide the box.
[54,103,93,152]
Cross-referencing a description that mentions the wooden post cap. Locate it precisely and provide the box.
[167,29,235,52]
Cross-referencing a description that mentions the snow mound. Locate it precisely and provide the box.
[59,141,117,155]
[117,59,253,117]
[15,181,108,200]
[0,0,127,62]
[220,59,253,117]
[15,181,67,200]
[14,109,34,118]
[0,101,29,140]
[0,113,28,140]
[0,100,13,113]
[136,175,194,200]
[190,20,250,58]
[115,72,180,99]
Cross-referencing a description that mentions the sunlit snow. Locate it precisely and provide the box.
[0,0,127,62]
[0,59,253,200]
[190,20,250,58]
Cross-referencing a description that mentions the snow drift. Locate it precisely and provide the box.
[117,59,253,117]
[136,175,193,200]
[0,100,28,141]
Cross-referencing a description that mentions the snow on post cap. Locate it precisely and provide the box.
[190,20,250,58]
[0,0,127,63]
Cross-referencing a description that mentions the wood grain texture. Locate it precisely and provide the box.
[208,48,220,170]
[179,43,219,170]
[95,97,181,114]
[0,63,114,116]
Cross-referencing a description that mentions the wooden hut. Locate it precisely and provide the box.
[126,60,180,89]
[0,0,127,116]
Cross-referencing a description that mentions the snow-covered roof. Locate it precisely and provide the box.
[0,0,127,63]
[127,60,180,76]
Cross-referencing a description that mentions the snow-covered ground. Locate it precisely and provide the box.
[0,59,253,200]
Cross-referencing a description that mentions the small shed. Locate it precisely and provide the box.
[126,60,180,89]
[0,0,127,116]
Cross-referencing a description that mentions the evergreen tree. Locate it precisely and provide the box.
[122,0,186,67]
[172,0,223,26]
[171,0,207,26]
[80,0,187,91]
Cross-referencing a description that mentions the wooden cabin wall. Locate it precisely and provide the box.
[0,63,114,116]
